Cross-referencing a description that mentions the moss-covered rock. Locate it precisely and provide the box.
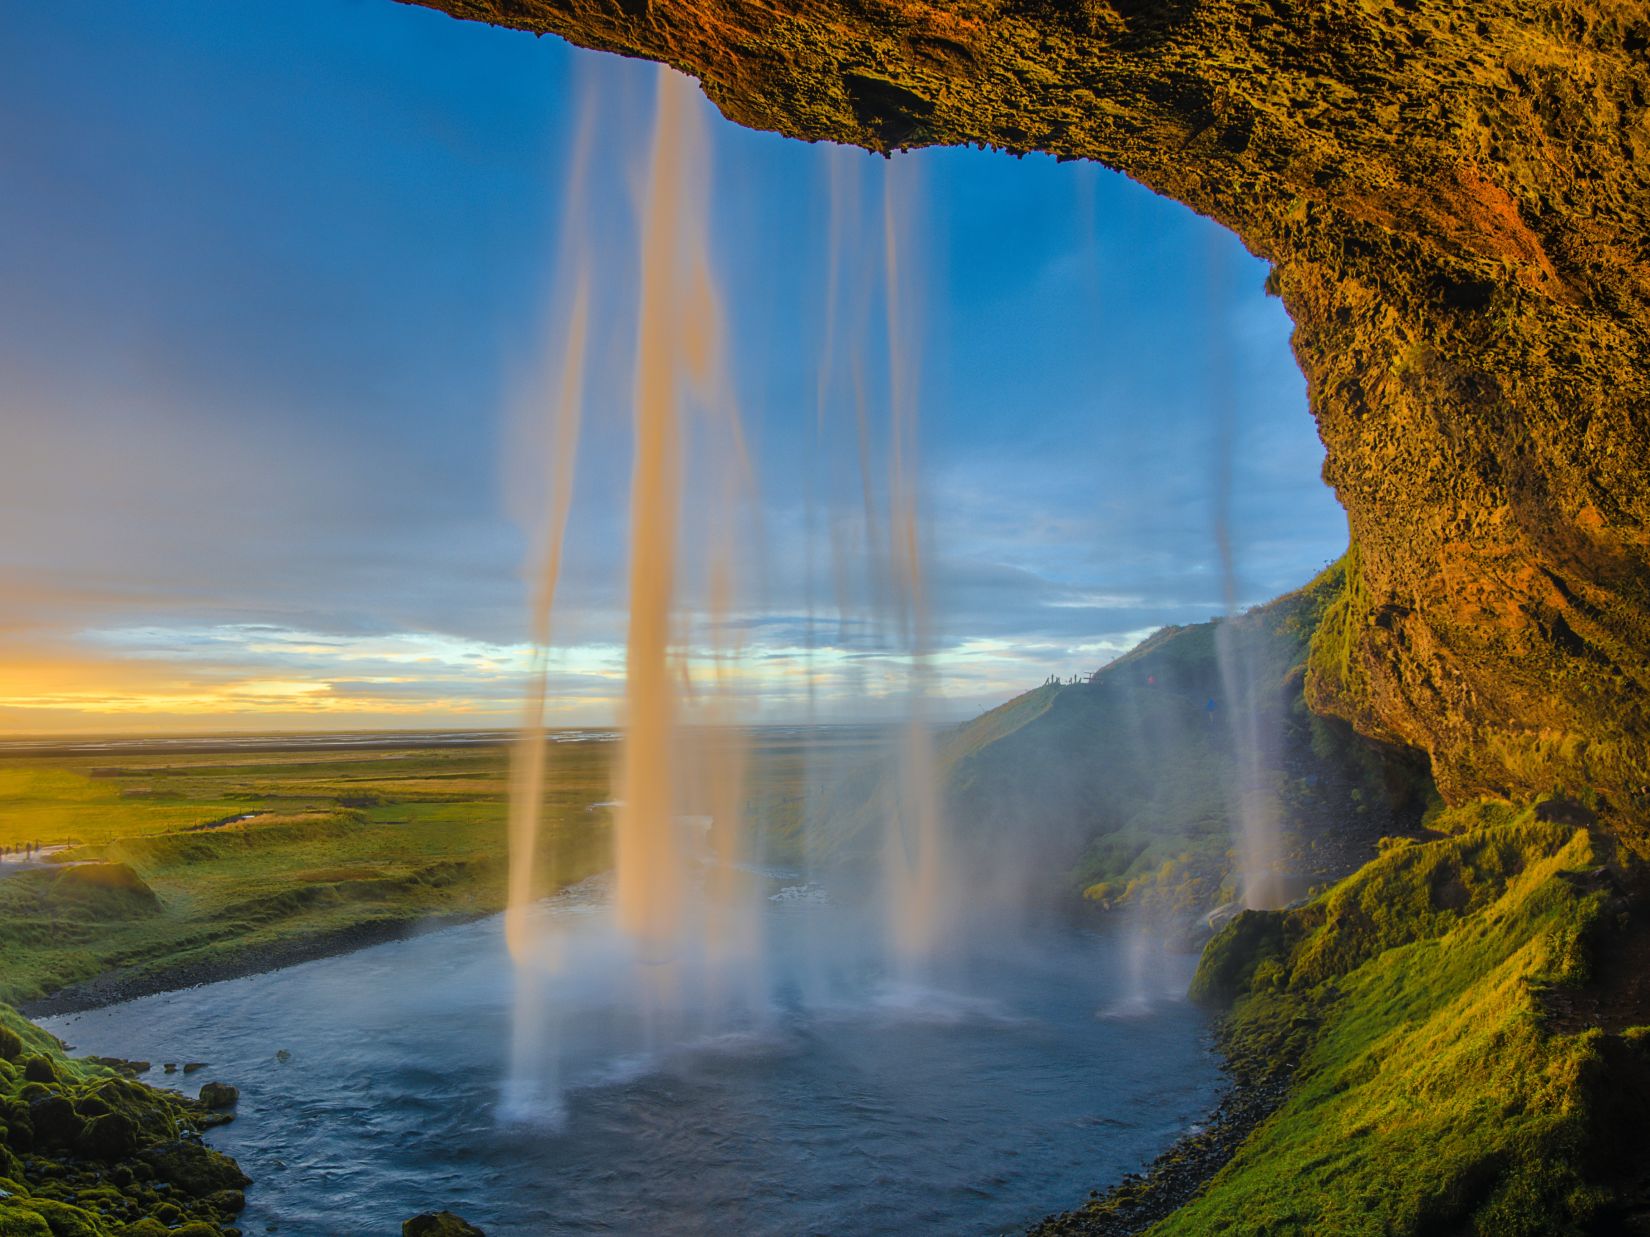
[2,1198,104,1237]
[193,1084,236,1112]
[139,1142,248,1197]
[1188,909,1289,1007]
[0,1205,53,1237]
[0,1005,245,1237]
[403,1212,486,1237]
[24,1097,80,1149]
[76,1112,140,1162]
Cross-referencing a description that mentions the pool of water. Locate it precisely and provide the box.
[43,892,1221,1236]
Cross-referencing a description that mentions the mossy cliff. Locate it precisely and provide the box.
[1031,800,1650,1233]
[0,1005,247,1236]
[407,0,1650,830]
[1150,804,1650,1234]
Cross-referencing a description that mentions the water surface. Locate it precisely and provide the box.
[45,894,1220,1236]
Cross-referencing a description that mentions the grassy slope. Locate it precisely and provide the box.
[934,563,1431,922]
[1154,802,1641,1235]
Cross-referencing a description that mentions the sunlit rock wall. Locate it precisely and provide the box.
[407,0,1650,829]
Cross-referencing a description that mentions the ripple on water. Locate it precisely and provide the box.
[41,908,1221,1236]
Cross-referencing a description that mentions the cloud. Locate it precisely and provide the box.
[0,0,1349,733]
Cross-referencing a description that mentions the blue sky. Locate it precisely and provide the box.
[0,0,1346,731]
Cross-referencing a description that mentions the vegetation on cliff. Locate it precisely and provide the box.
[1108,802,1648,1235]
[0,1004,247,1236]
[920,562,1432,924]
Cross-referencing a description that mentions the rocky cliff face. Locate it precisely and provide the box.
[409,0,1650,827]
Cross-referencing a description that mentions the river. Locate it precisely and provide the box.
[42,886,1220,1235]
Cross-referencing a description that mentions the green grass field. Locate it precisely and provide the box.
[0,733,870,1006]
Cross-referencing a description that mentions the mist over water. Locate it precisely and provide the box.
[44,901,1221,1235]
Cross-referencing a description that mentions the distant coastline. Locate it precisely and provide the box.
[0,721,903,760]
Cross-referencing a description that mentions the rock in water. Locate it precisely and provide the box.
[404,1211,486,1236]
[197,1082,239,1109]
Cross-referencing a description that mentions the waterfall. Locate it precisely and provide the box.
[503,66,952,1117]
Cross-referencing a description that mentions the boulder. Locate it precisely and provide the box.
[140,1140,251,1196]
[25,1096,81,1149]
[7,1197,103,1237]
[0,1202,51,1237]
[76,1111,140,1161]
[197,1082,238,1110]
[404,1210,487,1236]
[1535,797,1596,828]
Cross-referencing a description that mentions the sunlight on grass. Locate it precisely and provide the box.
[1175,805,1623,1235]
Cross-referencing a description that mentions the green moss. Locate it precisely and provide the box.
[0,1206,53,1237]
[0,1004,245,1236]
[1166,805,1624,1234]
[1304,544,1369,720]
[11,1199,104,1237]
[1189,909,1288,1005]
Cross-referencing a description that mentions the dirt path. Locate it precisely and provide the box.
[0,844,70,879]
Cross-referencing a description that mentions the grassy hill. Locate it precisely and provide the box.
[922,563,1436,926]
